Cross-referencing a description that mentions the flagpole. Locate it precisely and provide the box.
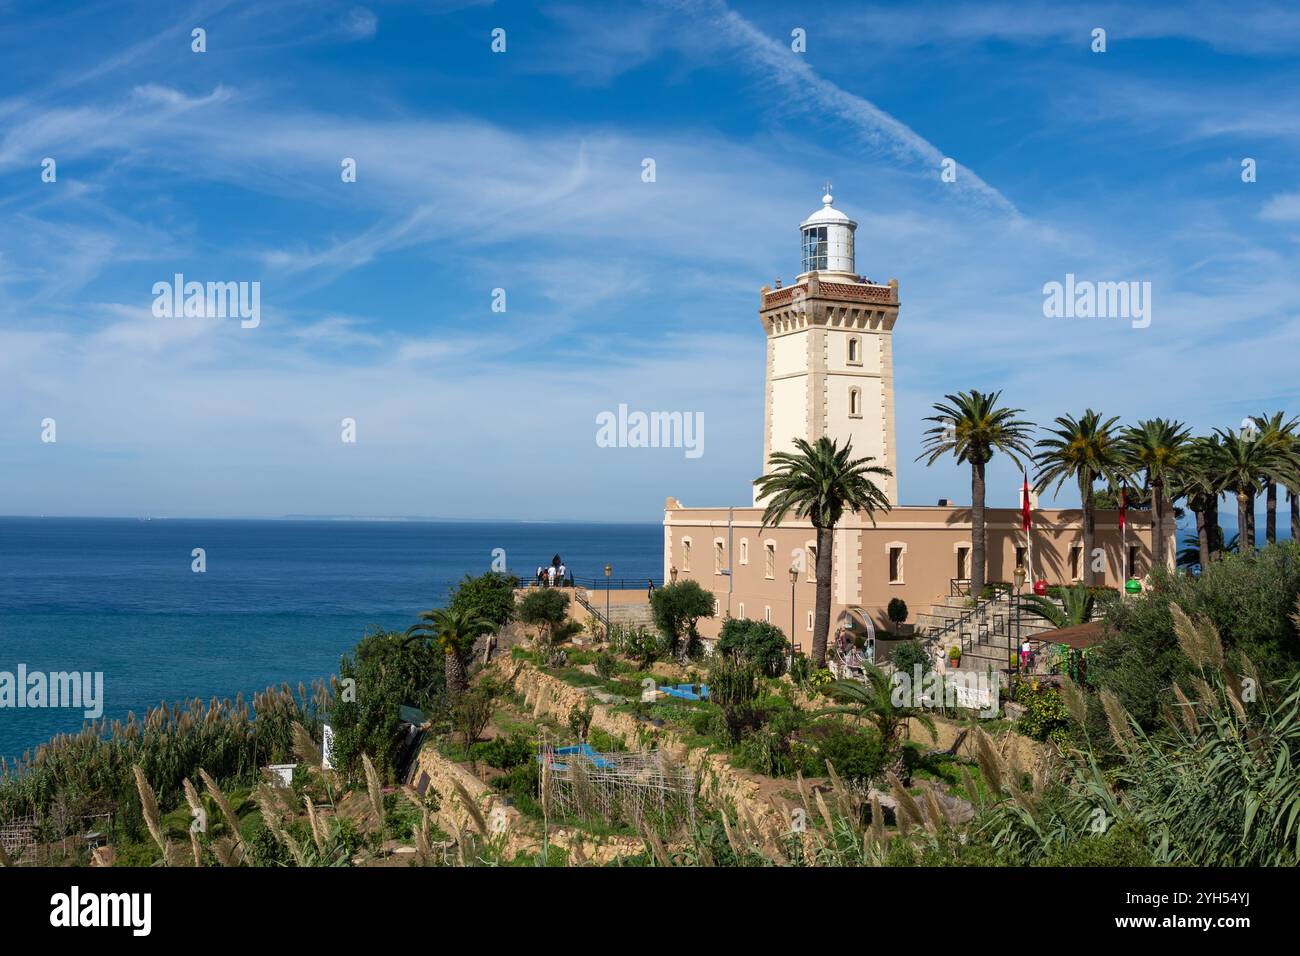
[1122,483,1128,579]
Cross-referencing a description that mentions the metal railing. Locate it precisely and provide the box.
[516,573,662,591]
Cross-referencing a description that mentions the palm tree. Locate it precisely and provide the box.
[1020,584,1094,628]
[1252,412,1300,545]
[1032,410,1126,586]
[753,436,892,668]
[1119,419,1191,570]
[820,665,936,777]
[918,390,1034,597]
[1172,435,1224,571]
[403,606,495,698]
[1211,428,1292,556]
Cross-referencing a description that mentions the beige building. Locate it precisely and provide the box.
[664,191,1167,649]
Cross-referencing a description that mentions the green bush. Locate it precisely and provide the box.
[715,618,790,677]
[807,723,888,783]
[1015,683,1071,747]
[1092,543,1300,727]
[890,639,932,675]
[471,732,534,770]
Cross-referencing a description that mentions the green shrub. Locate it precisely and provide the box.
[1015,683,1071,746]
[471,732,534,770]
[808,723,887,783]
[890,639,932,675]
[715,618,790,677]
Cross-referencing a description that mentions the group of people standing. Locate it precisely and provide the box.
[535,555,569,588]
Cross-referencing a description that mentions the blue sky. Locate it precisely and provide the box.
[1,0,1298,521]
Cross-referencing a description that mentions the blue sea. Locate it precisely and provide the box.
[0,517,661,760]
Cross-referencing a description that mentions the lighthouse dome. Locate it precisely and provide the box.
[799,190,857,276]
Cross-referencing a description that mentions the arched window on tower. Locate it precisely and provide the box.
[849,387,862,419]
[847,336,860,365]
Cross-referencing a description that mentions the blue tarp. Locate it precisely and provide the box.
[659,684,710,701]
[540,742,616,770]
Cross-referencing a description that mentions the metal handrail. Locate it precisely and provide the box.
[515,573,661,591]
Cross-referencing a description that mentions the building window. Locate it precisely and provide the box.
[764,606,771,623]
[805,543,817,582]
[848,387,862,418]
[681,538,692,572]
[714,539,725,575]
[764,542,776,580]
[801,225,828,272]
[956,546,970,581]
[714,598,721,616]
[737,602,745,619]
[807,611,814,631]
[1128,545,1140,579]
[1015,546,1027,571]
[847,336,861,365]
[889,546,904,584]
[739,538,749,565]
[1070,544,1083,582]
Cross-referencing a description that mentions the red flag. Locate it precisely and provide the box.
[1021,475,1032,533]
[1119,484,1127,533]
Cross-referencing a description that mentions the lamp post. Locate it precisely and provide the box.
[603,563,612,630]
[1013,564,1026,676]
[789,565,799,671]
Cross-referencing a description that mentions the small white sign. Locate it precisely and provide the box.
[322,724,335,770]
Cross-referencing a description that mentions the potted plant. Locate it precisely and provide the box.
[948,645,962,667]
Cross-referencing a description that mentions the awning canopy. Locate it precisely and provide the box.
[1039,620,1108,650]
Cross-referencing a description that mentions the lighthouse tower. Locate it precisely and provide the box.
[756,190,901,505]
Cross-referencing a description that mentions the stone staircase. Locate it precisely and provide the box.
[915,590,1063,671]
[573,588,655,631]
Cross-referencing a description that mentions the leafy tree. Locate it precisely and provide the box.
[517,587,571,644]
[449,571,518,632]
[753,436,892,667]
[1033,409,1126,586]
[887,597,908,636]
[715,617,790,677]
[650,579,716,662]
[330,630,444,781]
[919,390,1034,598]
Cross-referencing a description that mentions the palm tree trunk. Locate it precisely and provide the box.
[1245,494,1256,553]
[1081,476,1096,586]
[971,459,987,596]
[1292,486,1299,544]
[1266,481,1277,545]
[811,525,834,667]
[1152,479,1166,568]
[1207,499,1220,559]
[1237,492,1250,555]
[1196,505,1211,572]
[445,648,468,697]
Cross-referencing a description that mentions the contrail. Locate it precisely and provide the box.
[664,0,1021,217]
